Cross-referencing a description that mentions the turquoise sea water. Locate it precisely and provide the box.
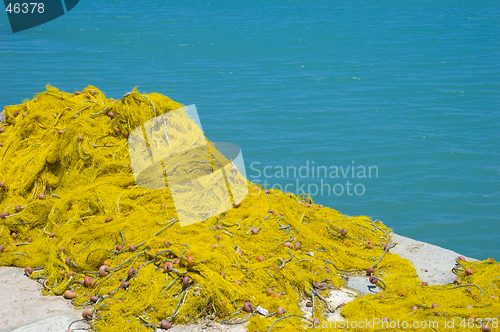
[0,1,498,259]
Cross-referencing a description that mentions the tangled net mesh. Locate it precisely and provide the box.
[0,85,498,332]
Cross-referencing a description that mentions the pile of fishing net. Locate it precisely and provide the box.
[0,86,498,332]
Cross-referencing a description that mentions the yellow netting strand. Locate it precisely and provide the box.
[0,86,498,332]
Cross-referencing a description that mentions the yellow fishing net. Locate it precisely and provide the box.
[0,86,498,332]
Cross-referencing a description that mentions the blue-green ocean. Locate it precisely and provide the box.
[1,1,498,259]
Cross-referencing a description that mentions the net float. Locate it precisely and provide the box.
[98,265,109,277]
[84,276,92,287]
[82,310,93,321]
[64,290,77,299]
[243,302,253,313]
[160,320,172,329]
[164,262,173,272]
[24,266,33,276]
